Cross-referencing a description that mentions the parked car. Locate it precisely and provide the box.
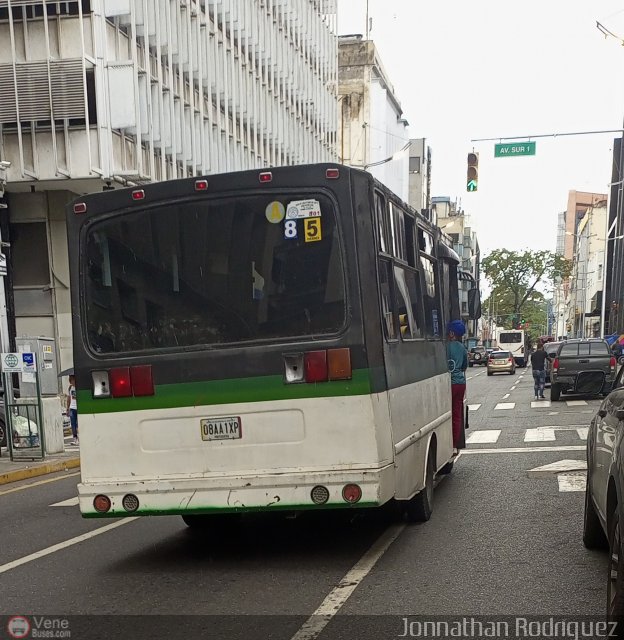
[544,341,563,385]
[584,364,624,617]
[486,350,516,376]
[550,338,616,401]
[468,346,487,367]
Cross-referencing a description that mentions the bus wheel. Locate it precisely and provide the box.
[438,460,454,475]
[404,451,434,522]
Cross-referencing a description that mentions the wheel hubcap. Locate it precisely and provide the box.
[610,520,621,614]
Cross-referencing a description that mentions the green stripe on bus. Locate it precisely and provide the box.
[78,368,372,414]
[81,501,379,518]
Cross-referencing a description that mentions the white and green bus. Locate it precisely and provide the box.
[67,163,480,526]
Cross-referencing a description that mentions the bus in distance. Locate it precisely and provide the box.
[67,163,480,527]
[497,329,527,367]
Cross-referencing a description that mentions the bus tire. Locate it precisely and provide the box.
[438,460,454,475]
[405,450,434,523]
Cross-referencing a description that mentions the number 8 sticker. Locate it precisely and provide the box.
[304,218,322,243]
[284,220,298,239]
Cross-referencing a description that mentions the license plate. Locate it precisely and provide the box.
[200,416,242,441]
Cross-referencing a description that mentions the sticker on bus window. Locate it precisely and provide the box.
[284,220,298,240]
[304,218,322,243]
[265,201,285,224]
[286,199,321,219]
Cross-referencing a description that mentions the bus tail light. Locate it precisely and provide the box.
[259,171,273,183]
[131,189,145,201]
[326,168,340,179]
[130,365,154,396]
[342,484,362,504]
[110,367,132,398]
[122,494,140,512]
[328,348,352,380]
[311,485,330,505]
[195,179,208,191]
[73,202,87,214]
[304,351,328,383]
[94,495,111,513]
[553,358,559,373]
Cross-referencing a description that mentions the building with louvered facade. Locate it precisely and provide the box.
[0,0,338,381]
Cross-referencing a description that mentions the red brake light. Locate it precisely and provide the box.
[508,358,513,364]
[611,356,617,369]
[342,484,362,503]
[259,172,273,183]
[132,189,145,200]
[195,179,208,191]
[326,168,340,179]
[553,358,559,372]
[304,351,328,383]
[73,202,87,214]
[110,367,132,398]
[130,365,154,396]
[93,495,111,513]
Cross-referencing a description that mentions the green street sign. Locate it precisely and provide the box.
[494,141,536,157]
[467,179,477,192]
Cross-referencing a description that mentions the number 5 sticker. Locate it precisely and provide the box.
[304,218,322,243]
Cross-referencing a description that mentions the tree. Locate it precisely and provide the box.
[481,249,571,314]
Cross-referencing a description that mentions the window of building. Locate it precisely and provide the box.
[409,157,420,174]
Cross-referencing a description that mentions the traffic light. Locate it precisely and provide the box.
[467,152,478,192]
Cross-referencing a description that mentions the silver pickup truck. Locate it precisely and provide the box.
[550,339,616,401]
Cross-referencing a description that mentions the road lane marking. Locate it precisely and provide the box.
[557,473,586,492]
[461,445,585,455]
[289,523,406,640]
[50,497,79,507]
[566,400,588,406]
[0,472,81,497]
[527,459,586,476]
[548,412,559,415]
[502,394,510,399]
[494,403,515,410]
[468,404,481,411]
[510,387,517,391]
[0,518,138,575]
[576,427,589,440]
[524,428,555,442]
[531,400,551,408]
[466,430,501,444]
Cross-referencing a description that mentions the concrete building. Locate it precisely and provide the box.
[337,35,409,201]
[436,199,480,337]
[564,199,607,338]
[0,0,339,385]
[407,137,431,219]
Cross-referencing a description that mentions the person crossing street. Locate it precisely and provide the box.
[530,343,548,400]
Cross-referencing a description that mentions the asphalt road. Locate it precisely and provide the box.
[0,367,610,640]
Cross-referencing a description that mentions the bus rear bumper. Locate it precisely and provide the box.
[78,465,395,517]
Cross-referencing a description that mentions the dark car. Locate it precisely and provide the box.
[584,364,624,618]
[550,339,616,401]
[468,346,487,367]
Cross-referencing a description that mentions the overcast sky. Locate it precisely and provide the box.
[337,0,624,258]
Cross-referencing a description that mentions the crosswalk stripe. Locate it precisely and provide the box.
[466,430,501,444]
[557,473,586,492]
[494,403,515,410]
[524,428,555,442]
[50,497,79,507]
[467,404,481,411]
[566,400,588,407]
[576,427,589,440]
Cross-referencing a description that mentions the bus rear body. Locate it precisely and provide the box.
[68,164,456,519]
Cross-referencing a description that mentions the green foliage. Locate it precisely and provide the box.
[482,249,571,313]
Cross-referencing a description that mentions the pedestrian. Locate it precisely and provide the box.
[447,320,468,455]
[530,343,548,400]
[67,374,78,445]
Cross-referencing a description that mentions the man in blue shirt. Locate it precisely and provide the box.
[447,320,468,453]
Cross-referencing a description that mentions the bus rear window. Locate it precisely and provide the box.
[499,333,522,343]
[84,193,345,354]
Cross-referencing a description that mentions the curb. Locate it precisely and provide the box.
[0,458,80,486]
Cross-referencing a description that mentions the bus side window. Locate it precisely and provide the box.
[394,265,423,339]
[375,192,390,254]
[378,259,397,340]
[420,253,441,339]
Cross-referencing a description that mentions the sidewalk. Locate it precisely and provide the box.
[0,446,80,485]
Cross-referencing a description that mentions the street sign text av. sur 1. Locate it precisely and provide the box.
[494,141,536,158]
